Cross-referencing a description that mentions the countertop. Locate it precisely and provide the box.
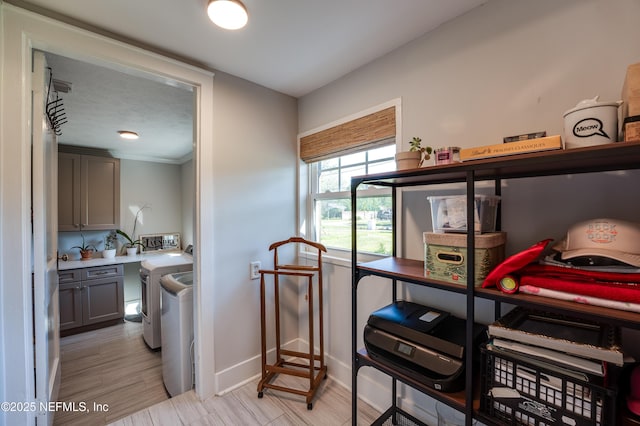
[58,252,179,271]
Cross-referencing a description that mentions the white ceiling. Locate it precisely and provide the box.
[12,0,487,163]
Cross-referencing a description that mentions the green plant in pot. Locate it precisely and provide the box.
[103,230,117,259]
[410,136,433,167]
[72,234,97,260]
[395,137,433,170]
[116,229,145,256]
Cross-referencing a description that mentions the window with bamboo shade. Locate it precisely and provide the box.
[301,103,398,255]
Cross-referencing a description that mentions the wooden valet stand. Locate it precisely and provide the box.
[257,237,327,410]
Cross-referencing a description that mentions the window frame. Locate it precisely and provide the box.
[310,148,394,255]
[298,99,402,264]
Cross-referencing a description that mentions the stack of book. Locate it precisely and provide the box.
[486,306,624,378]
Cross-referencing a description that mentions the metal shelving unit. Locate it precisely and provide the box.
[350,141,640,425]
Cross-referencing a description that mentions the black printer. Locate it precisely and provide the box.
[364,301,486,392]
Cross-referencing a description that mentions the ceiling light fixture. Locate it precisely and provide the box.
[207,0,248,30]
[118,130,139,140]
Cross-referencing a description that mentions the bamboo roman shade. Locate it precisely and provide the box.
[299,106,396,163]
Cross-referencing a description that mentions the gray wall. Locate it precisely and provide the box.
[119,159,184,241]
[299,0,640,420]
[181,159,195,248]
[209,70,299,389]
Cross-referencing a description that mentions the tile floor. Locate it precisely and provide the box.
[54,320,382,425]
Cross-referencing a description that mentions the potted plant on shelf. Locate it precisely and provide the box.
[395,137,433,170]
[72,234,97,260]
[116,229,145,256]
[102,230,117,259]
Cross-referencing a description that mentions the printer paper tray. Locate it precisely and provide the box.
[364,342,465,393]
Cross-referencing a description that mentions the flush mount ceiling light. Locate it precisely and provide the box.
[118,130,139,140]
[207,0,248,30]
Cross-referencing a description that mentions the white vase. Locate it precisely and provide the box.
[395,151,421,170]
[102,249,116,259]
[126,247,138,256]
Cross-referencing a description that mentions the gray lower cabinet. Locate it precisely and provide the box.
[59,264,124,332]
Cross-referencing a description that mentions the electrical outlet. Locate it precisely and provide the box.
[250,261,261,280]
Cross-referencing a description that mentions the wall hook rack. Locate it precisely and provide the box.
[45,67,67,136]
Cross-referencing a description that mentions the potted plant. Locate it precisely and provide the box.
[395,137,433,170]
[72,234,97,260]
[116,229,145,256]
[102,230,117,259]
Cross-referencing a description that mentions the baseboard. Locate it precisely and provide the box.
[214,337,300,394]
[211,338,438,425]
[212,338,388,412]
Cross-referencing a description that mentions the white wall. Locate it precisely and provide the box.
[299,0,640,420]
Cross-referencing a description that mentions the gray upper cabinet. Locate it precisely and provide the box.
[58,151,120,231]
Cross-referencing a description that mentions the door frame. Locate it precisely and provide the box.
[0,5,216,422]
[32,50,61,426]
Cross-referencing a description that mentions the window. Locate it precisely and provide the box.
[310,144,395,255]
[299,101,400,257]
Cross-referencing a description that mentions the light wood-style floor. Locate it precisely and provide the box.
[54,320,169,425]
[54,320,382,425]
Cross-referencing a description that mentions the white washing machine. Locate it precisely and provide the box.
[160,270,194,397]
[140,245,193,349]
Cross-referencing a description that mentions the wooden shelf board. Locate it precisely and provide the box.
[357,257,468,295]
[356,348,481,413]
[475,287,640,329]
[353,141,640,188]
[357,257,640,330]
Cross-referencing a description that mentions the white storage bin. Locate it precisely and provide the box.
[428,195,500,233]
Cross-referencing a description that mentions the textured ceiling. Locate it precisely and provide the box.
[45,53,195,164]
[13,0,487,163]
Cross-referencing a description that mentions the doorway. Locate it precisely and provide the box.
[46,51,196,422]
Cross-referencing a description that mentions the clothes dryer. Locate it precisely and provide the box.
[160,271,194,397]
[139,245,192,349]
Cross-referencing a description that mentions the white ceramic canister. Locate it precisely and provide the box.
[563,96,622,149]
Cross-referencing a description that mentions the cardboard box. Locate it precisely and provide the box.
[423,232,506,287]
[626,96,640,119]
[624,115,640,142]
[622,62,640,119]
[459,135,562,161]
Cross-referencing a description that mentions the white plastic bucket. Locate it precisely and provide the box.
[563,96,622,149]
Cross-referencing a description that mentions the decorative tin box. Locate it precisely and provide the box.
[423,232,506,287]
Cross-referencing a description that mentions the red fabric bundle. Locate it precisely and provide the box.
[483,238,640,303]
[521,262,640,283]
[518,263,640,303]
[482,239,552,288]
[519,276,640,303]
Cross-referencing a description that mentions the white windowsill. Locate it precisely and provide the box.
[299,249,387,268]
